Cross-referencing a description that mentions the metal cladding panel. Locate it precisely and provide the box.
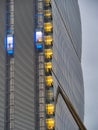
[14,0,35,130]
[53,0,82,60]
[52,0,84,129]
[0,1,5,130]
[55,95,79,130]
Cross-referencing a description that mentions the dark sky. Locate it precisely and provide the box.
[78,0,98,130]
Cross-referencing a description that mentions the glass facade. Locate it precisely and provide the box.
[0,0,84,130]
[52,0,84,129]
[14,0,35,129]
[56,95,79,130]
[0,1,5,129]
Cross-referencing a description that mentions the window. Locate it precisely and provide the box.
[6,34,14,54]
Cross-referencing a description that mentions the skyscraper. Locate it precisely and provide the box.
[0,0,86,130]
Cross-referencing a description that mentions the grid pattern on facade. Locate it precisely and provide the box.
[14,0,35,129]
[0,1,6,129]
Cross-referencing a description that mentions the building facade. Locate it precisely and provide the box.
[52,0,84,129]
[0,0,85,130]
